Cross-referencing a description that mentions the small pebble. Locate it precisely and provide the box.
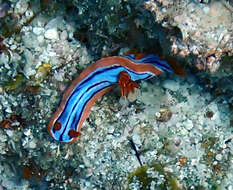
[216,154,222,161]
[184,119,193,130]
[44,28,59,40]
[205,110,214,118]
[95,118,102,126]
[33,27,44,35]
[29,140,36,149]
[25,9,33,18]
[5,107,12,113]
[179,156,187,166]
[24,129,31,136]
[6,130,14,137]
[108,125,115,134]
[10,44,17,50]
[156,108,172,122]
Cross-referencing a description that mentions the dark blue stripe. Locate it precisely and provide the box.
[67,65,121,101]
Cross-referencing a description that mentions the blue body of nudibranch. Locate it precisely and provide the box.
[48,54,173,143]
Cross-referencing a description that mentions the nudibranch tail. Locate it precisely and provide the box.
[123,54,174,73]
[48,54,176,143]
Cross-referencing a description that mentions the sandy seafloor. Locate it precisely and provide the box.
[0,0,233,189]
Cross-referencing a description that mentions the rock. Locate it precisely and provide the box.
[60,30,68,40]
[0,2,9,18]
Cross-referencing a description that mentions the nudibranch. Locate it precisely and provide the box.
[48,54,175,143]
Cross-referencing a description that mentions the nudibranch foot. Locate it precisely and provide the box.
[118,71,139,98]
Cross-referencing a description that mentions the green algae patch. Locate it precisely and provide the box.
[2,74,24,91]
[127,162,178,190]
[128,165,150,187]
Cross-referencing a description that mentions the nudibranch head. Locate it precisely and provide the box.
[48,119,81,143]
